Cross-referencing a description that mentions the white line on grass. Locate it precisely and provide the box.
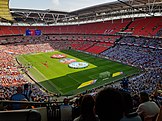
[89,73,98,79]
[67,74,80,84]
[20,56,62,94]
[32,67,62,93]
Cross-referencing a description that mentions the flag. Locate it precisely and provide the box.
[112,72,123,77]
[77,79,97,89]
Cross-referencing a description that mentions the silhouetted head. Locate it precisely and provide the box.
[81,95,95,115]
[17,87,23,94]
[140,92,149,103]
[63,98,69,105]
[24,84,28,89]
[95,87,124,121]
[121,91,133,114]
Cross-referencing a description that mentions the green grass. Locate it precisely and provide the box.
[17,50,141,95]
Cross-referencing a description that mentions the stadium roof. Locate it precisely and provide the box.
[0,0,13,21]
[6,0,162,25]
[70,0,162,22]
[72,0,162,14]
[10,8,69,25]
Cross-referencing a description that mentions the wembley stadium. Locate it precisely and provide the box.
[0,0,162,121]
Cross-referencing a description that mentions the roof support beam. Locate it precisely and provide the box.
[38,13,46,20]
[148,0,157,15]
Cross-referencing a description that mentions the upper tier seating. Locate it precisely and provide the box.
[0,19,131,36]
[124,16,162,36]
[0,17,161,36]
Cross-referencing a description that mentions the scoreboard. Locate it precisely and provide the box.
[25,29,42,36]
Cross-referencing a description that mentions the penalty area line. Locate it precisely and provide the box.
[67,75,80,84]
[31,67,62,94]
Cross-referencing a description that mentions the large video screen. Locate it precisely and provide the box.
[25,29,41,36]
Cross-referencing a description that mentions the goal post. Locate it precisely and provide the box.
[99,71,110,79]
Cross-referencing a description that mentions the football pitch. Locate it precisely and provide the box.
[17,50,140,95]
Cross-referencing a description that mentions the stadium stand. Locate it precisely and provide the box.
[123,17,162,36]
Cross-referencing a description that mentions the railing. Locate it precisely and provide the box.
[0,100,64,121]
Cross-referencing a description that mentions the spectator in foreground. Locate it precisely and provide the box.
[10,87,28,110]
[60,98,73,121]
[22,83,32,101]
[95,87,124,121]
[73,94,99,121]
[72,95,83,119]
[120,91,142,121]
[156,106,162,121]
[136,92,160,121]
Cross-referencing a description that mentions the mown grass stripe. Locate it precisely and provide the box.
[17,50,140,95]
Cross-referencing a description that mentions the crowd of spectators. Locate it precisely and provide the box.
[100,36,162,107]
[0,36,55,101]
[0,35,161,112]
[71,88,160,121]
[101,40,161,69]
[125,69,161,95]
[0,35,99,102]
[156,29,162,37]
[1,35,161,98]
[118,37,162,49]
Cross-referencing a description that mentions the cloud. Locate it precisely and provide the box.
[50,0,116,11]
[51,0,60,6]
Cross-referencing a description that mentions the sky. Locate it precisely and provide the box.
[10,0,117,12]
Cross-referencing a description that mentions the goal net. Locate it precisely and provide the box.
[99,71,110,79]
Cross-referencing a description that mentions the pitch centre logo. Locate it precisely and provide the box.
[51,54,66,59]
[59,58,76,64]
